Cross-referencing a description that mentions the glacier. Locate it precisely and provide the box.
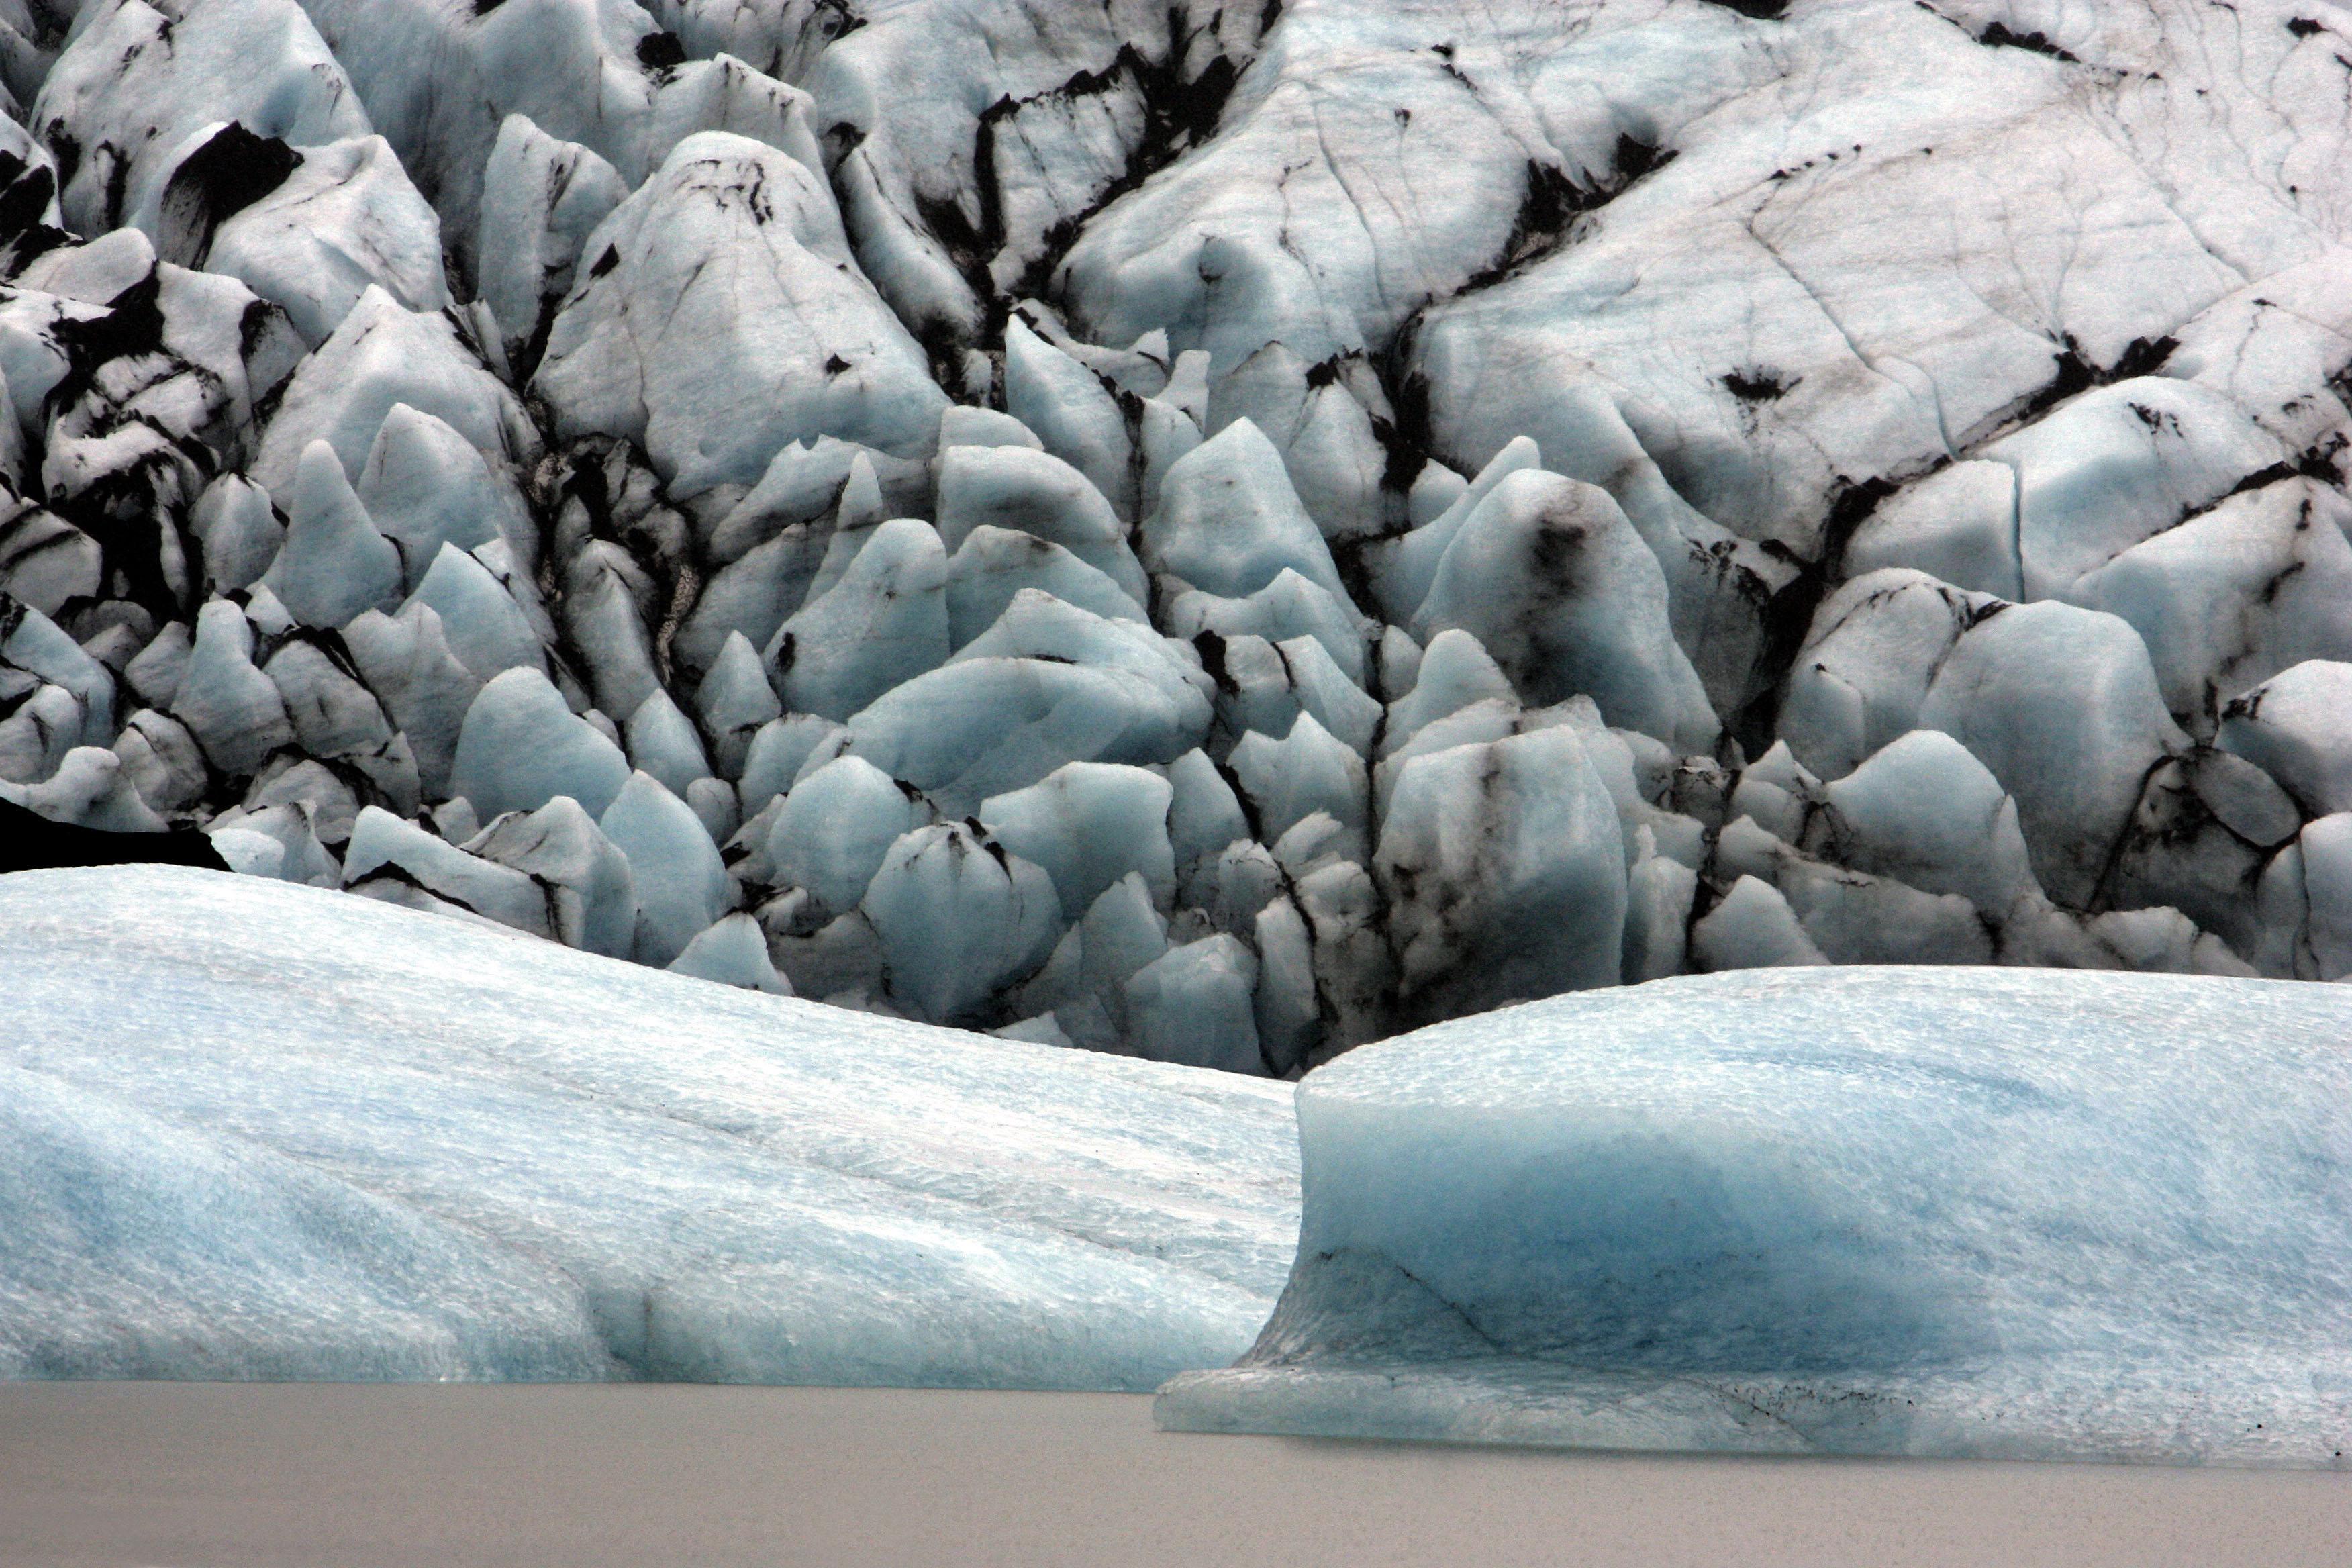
[1,0,2350,1466]
[0,0,2345,1066]
[1157,965,2352,1467]
[0,865,1299,1387]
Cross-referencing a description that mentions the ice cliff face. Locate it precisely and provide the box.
[1159,965,2352,1465]
[5,0,2352,1068]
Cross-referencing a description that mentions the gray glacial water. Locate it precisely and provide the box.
[1,1384,2346,1567]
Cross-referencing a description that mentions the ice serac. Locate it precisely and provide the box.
[189,476,283,596]
[34,0,371,236]
[475,115,628,372]
[358,405,535,583]
[532,132,948,499]
[1410,5,2247,554]
[170,599,292,779]
[287,0,663,273]
[342,804,549,935]
[465,795,635,957]
[1406,469,1717,755]
[257,442,403,629]
[0,867,1297,1387]
[342,603,478,797]
[936,440,1148,607]
[250,287,536,498]
[1914,601,2186,908]
[1159,967,2352,1467]
[2069,477,2352,730]
[599,770,727,966]
[149,131,451,348]
[2220,661,2352,819]
[667,910,791,995]
[808,1,1263,362]
[861,820,1061,1024]
[642,52,826,179]
[446,666,630,821]
[979,761,1175,920]
[770,518,949,721]
[26,0,2352,1057]
[1375,724,1628,1021]
[622,690,713,797]
[763,753,920,916]
[405,544,541,683]
[831,591,1212,816]
[1144,418,1355,614]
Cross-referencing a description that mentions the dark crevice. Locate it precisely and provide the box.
[1914,3,2085,63]
[1369,311,1436,497]
[1994,332,2175,436]
[1738,477,1896,756]
[2110,333,2178,380]
[2084,752,2185,915]
[152,124,303,271]
[46,273,170,416]
[2219,461,2306,503]
[904,6,1253,361]
[2017,336,2098,421]
[912,317,967,396]
[1191,627,1231,691]
[42,128,78,209]
[39,272,220,620]
[2298,429,2348,485]
[1975,21,2081,62]
[1456,138,1674,297]
[0,794,230,873]
[99,143,132,232]
[1006,40,1242,305]
[635,30,687,70]
[0,152,56,245]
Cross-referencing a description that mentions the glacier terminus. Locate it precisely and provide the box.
[0,0,2349,1473]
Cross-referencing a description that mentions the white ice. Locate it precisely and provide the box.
[0,865,1299,1389]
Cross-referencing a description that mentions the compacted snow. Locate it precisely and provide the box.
[0,0,2349,1073]
[0,865,1299,1387]
[1159,966,2352,1467]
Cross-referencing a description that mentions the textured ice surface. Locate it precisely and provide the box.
[1159,967,2352,1466]
[5,0,2352,1067]
[0,866,1298,1388]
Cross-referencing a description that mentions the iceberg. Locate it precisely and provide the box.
[1159,966,2352,1467]
[0,865,1298,1389]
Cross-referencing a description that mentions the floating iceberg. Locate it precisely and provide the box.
[0,866,1298,1389]
[1159,967,2352,1467]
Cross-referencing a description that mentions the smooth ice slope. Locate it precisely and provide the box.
[1159,967,2352,1467]
[0,867,1298,1389]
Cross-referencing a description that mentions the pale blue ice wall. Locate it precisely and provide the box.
[0,866,1299,1387]
[1161,966,2352,1467]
